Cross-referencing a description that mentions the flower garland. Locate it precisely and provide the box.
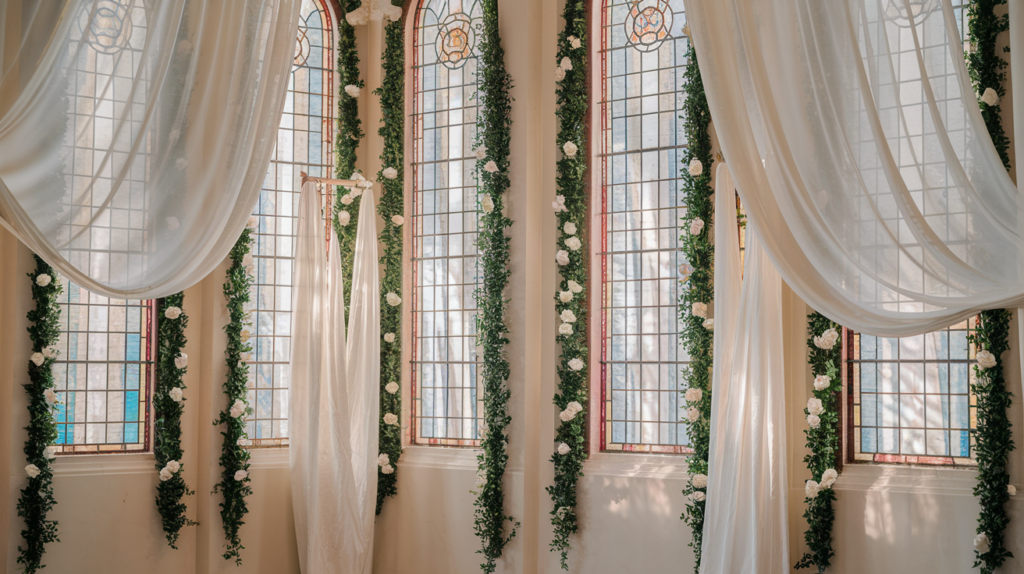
[17,256,62,573]
[472,0,518,571]
[795,314,842,572]
[373,0,405,515]
[965,3,1014,570]
[154,292,197,547]
[212,225,256,564]
[678,33,714,572]
[546,1,587,570]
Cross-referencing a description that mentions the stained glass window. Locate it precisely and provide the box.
[411,0,485,446]
[244,0,335,446]
[599,0,690,453]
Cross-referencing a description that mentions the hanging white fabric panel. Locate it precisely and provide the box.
[0,0,298,298]
[701,164,788,573]
[685,0,1022,336]
[289,182,379,574]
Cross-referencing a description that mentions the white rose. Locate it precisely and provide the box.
[557,442,571,455]
[559,409,576,422]
[559,323,574,336]
[166,217,180,230]
[691,473,708,488]
[685,388,703,403]
[560,56,573,71]
[382,167,398,180]
[688,158,703,176]
[392,215,405,226]
[976,350,997,370]
[381,464,395,475]
[345,84,360,98]
[44,446,57,460]
[40,344,56,360]
[807,398,824,416]
[234,470,248,481]
[384,333,396,343]
[166,460,181,474]
[44,389,59,405]
[164,306,182,320]
[807,414,821,428]
[568,358,585,371]
[980,87,999,107]
[174,353,188,369]
[819,468,838,489]
[702,318,714,330]
[159,467,173,481]
[484,160,499,173]
[35,274,52,287]
[691,302,707,318]
[814,328,839,350]
[552,195,567,212]
[25,464,40,478]
[689,218,705,236]
[384,413,399,425]
[1009,485,1017,496]
[475,145,488,160]
[560,309,577,323]
[567,280,583,293]
[562,141,578,158]
[692,491,706,502]
[378,453,390,467]
[481,195,495,213]
[229,399,247,418]
[385,382,400,394]
[687,407,700,422]
[805,480,820,499]
[169,387,184,403]
[30,353,44,367]
[565,236,582,251]
[975,532,990,553]
[247,216,258,229]
[386,292,402,306]
[559,291,573,303]
[564,222,577,235]
[555,66,566,82]
[338,211,351,226]
[566,401,583,414]
[569,36,582,49]
[341,193,354,205]
[555,250,570,266]
[813,374,830,391]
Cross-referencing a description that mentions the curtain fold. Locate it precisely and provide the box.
[685,0,1023,336]
[289,181,378,574]
[0,0,298,298]
[701,164,788,573]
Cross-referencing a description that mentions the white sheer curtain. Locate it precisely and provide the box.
[290,182,378,574]
[701,164,788,573]
[685,0,1022,336]
[0,0,298,298]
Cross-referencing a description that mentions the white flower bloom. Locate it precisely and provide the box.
[25,464,40,478]
[247,216,258,229]
[159,467,173,481]
[566,401,583,414]
[980,87,999,106]
[1009,485,1017,496]
[805,479,820,499]
[382,167,398,180]
[565,236,582,251]
[391,215,404,227]
[174,353,188,370]
[688,158,703,176]
[381,464,395,475]
[35,274,52,287]
[820,468,838,489]
[691,302,707,318]
[567,280,583,293]
[685,388,703,403]
[813,328,840,350]
[557,442,571,455]
[44,446,57,460]
[475,145,488,160]
[559,291,573,303]
[691,473,708,489]
[807,414,821,428]
[386,292,402,306]
[977,349,997,370]
[568,358,585,371]
[385,382,400,394]
[378,453,390,467]
[229,399,247,419]
[689,218,705,236]
[555,250,570,266]
[176,157,188,170]
[481,195,495,213]
[166,460,181,474]
[559,323,574,336]
[164,306,182,320]
[384,413,399,425]
[687,406,700,422]
[560,309,577,323]
[384,333,396,343]
[237,438,251,446]
[234,470,248,481]
[560,56,573,71]
[559,409,576,422]
[555,66,566,82]
[30,353,44,367]
[562,141,578,158]
[345,84,361,98]
[807,397,824,416]
[703,318,714,330]
[44,389,59,405]
[564,222,577,235]
[569,36,582,49]
[484,160,499,173]
[975,532,990,553]
[338,211,352,226]
[552,195,568,212]
[169,387,184,403]
[41,346,58,359]
[693,491,706,502]
[813,374,830,391]
[341,193,354,205]
[166,217,180,231]
[679,263,694,277]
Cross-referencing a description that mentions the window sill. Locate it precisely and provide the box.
[584,452,691,479]
[248,447,290,469]
[397,445,481,470]
[52,453,156,477]
[834,463,977,496]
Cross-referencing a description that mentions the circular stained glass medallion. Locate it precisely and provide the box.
[78,0,134,55]
[435,11,476,69]
[624,0,674,53]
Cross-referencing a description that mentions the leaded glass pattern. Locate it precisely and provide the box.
[244,0,334,446]
[411,0,485,446]
[599,0,690,453]
[52,279,153,454]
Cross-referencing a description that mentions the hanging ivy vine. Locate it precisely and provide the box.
[965,2,1013,570]
[795,314,842,572]
[213,228,255,565]
[678,32,714,573]
[17,256,62,573]
[154,292,197,547]
[546,1,587,570]
[373,0,406,515]
[472,0,518,571]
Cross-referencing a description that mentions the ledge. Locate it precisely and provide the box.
[248,447,290,469]
[397,445,481,470]
[584,452,691,480]
[833,463,978,496]
[51,453,156,477]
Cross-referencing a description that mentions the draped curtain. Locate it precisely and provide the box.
[685,0,1022,336]
[0,0,298,298]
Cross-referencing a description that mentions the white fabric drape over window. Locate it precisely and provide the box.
[685,0,1021,336]
[290,181,378,574]
[0,0,298,298]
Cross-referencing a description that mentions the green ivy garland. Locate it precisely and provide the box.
[965,2,1014,570]
[212,228,255,564]
[472,0,518,571]
[17,256,62,573]
[154,292,197,547]
[795,313,842,572]
[678,34,714,573]
[546,1,587,570]
[334,0,366,321]
[373,0,405,515]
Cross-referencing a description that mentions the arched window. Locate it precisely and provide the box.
[598,0,690,453]
[410,0,485,446]
[245,0,336,446]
